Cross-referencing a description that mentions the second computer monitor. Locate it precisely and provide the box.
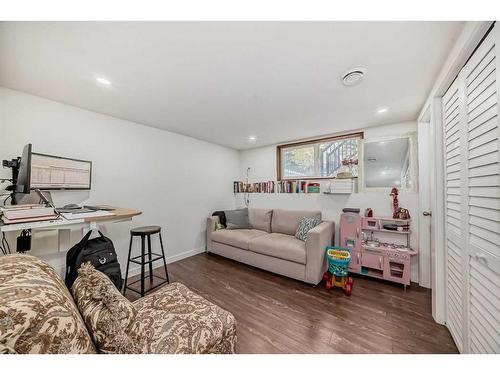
[30,153,92,190]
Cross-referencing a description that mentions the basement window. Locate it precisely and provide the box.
[277,132,363,180]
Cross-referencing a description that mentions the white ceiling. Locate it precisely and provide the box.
[0,22,464,150]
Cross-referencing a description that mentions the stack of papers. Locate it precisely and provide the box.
[329,179,354,194]
[0,204,58,224]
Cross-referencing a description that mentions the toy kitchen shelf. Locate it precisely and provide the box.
[339,214,417,289]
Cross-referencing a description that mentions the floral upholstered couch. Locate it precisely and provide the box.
[0,254,236,354]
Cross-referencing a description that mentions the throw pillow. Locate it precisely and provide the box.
[295,217,321,241]
[248,208,273,232]
[71,263,144,353]
[225,208,251,229]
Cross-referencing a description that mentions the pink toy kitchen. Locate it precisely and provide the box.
[339,208,417,289]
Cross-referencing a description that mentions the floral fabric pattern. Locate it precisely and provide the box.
[131,282,237,354]
[0,254,96,354]
[71,263,144,353]
[0,255,237,354]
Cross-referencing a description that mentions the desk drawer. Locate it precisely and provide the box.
[362,251,384,270]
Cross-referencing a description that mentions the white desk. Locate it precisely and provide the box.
[0,206,142,251]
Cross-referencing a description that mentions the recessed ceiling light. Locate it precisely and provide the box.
[248,136,257,142]
[96,77,111,86]
[377,107,388,114]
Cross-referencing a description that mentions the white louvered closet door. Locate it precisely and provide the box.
[442,25,500,354]
[442,77,467,353]
[462,29,500,354]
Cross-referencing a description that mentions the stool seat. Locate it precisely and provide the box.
[130,226,161,236]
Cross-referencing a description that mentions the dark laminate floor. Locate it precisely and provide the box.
[125,252,458,354]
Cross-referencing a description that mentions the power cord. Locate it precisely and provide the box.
[3,194,12,206]
[1,232,11,255]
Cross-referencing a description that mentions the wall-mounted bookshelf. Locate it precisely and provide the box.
[233,180,321,194]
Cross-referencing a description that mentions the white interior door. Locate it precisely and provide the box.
[462,28,500,354]
[441,25,500,354]
[442,77,467,352]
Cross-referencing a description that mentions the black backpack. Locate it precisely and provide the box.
[65,230,123,291]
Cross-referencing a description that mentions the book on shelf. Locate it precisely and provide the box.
[276,180,321,193]
[234,179,322,194]
[233,180,275,193]
[307,182,320,193]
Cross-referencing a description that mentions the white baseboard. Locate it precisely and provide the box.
[125,247,205,278]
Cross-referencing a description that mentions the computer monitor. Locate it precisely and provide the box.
[15,143,32,194]
[30,153,92,190]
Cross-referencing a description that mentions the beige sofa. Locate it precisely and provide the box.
[0,254,236,354]
[207,208,334,285]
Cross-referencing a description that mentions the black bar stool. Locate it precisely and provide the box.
[123,226,169,297]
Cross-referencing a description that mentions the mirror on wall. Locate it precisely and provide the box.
[359,135,417,192]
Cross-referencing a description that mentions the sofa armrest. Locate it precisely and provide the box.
[305,221,335,284]
[206,216,220,252]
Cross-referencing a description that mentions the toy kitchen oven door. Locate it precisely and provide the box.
[339,211,362,273]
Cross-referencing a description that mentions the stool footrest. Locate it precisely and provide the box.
[124,274,169,296]
[129,253,165,265]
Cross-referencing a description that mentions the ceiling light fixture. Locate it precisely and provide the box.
[377,107,388,114]
[96,77,111,86]
[341,67,367,87]
[248,136,257,142]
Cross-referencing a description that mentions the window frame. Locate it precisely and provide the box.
[276,132,364,181]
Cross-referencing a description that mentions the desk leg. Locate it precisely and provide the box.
[58,230,71,252]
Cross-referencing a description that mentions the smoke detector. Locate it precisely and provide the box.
[341,67,367,86]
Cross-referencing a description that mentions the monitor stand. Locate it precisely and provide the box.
[1,157,20,205]
[34,189,59,214]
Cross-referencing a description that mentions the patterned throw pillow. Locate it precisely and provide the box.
[295,217,321,241]
[71,263,144,353]
[0,254,96,354]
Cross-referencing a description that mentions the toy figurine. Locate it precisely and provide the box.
[390,187,411,220]
[396,208,411,220]
[390,187,399,218]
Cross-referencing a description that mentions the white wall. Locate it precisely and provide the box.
[0,88,423,284]
[0,88,239,276]
[238,121,421,282]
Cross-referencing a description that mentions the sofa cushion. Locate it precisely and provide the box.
[0,254,96,354]
[249,208,273,232]
[211,229,268,250]
[130,282,237,354]
[249,233,306,264]
[271,209,322,235]
[72,263,143,353]
[225,208,251,229]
